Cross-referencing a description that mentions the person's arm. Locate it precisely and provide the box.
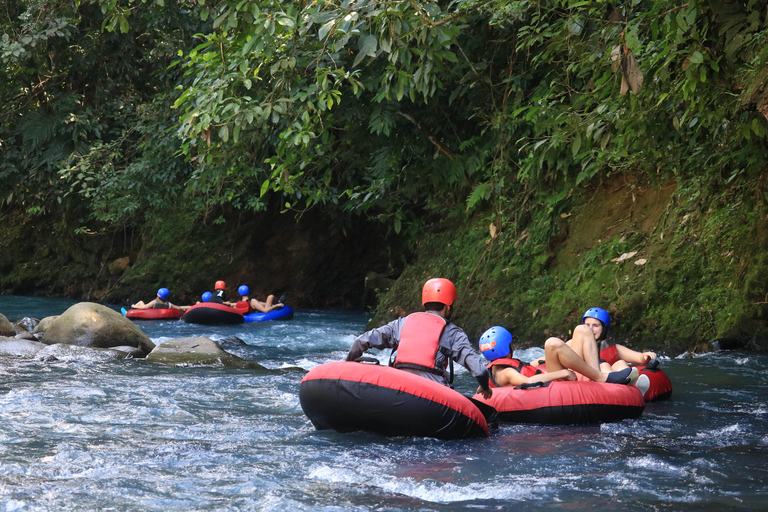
[616,344,656,364]
[346,318,400,361]
[474,371,492,399]
[446,325,492,398]
[493,367,576,388]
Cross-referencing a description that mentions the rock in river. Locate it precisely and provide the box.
[146,337,267,369]
[41,302,154,353]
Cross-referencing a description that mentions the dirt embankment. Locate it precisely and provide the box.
[370,175,768,354]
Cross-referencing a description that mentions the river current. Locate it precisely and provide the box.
[0,296,766,511]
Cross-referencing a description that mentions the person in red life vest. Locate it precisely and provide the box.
[581,307,657,370]
[479,326,634,388]
[235,285,285,313]
[346,278,493,399]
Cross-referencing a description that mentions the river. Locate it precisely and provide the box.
[0,296,766,510]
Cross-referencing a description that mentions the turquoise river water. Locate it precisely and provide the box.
[0,296,766,511]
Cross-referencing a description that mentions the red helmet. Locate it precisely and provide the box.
[215,280,226,290]
[422,278,457,306]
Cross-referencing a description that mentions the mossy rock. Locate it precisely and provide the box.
[0,314,14,337]
[41,302,154,353]
[33,315,59,334]
[145,336,268,369]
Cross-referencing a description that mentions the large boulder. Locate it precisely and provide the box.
[145,337,267,369]
[0,314,14,337]
[41,302,154,353]
[0,337,47,357]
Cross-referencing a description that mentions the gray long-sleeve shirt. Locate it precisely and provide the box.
[346,313,490,388]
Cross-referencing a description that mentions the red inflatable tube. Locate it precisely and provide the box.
[124,308,182,320]
[182,303,244,325]
[632,364,673,402]
[299,361,489,440]
[473,380,645,425]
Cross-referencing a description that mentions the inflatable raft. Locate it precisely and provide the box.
[234,302,295,322]
[299,361,489,440]
[473,380,645,425]
[633,362,673,402]
[182,303,244,325]
[122,307,182,320]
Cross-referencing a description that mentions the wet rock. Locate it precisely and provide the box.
[110,345,147,358]
[41,302,154,353]
[0,337,47,357]
[14,317,39,332]
[217,336,247,346]
[145,336,267,369]
[0,314,14,337]
[33,316,59,334]
[36,343,131,362]
[14,332,38,341]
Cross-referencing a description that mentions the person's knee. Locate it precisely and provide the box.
[573,324,593,337]
[544,337,564,351]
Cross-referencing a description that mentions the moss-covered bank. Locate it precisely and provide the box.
[370,174,768,355]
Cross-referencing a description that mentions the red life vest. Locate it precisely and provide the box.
[393,312,447,376]
[235,301,252,315]
[486,357,542,388]
[599,339,619,365]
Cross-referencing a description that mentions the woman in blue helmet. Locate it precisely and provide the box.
[235,285,285,313]
[131,288,190,311]
[581,307,657,371]
[478,326,634,390]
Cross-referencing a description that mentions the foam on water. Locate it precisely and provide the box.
[1,297,767,511]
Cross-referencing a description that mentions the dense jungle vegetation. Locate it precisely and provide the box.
[2,0,767,352]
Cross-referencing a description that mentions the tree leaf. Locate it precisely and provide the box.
[359,34,377,57]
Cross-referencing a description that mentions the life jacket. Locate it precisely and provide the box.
[153,299,171,309]
[486,357,542,388]
[235,301,252,314]
[599,338,619,365]
[392,312,449,377]
[209,290,226,304]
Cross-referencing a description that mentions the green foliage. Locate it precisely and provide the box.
[6,0,766,235]
[1,0,205,221]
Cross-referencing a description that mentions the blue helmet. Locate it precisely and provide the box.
[582,307,610,335]
[238,285,250,296]
[479,326,513,361]
[157,288,170,300]
[202,291,212,302]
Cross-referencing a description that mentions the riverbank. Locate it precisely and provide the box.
[2,174,766,355]
[370,174,768,354]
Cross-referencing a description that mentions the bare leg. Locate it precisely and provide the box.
[251,295,280,313]
[545,337,605,382]
[545,337,632,384]
[567,325,602,371]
